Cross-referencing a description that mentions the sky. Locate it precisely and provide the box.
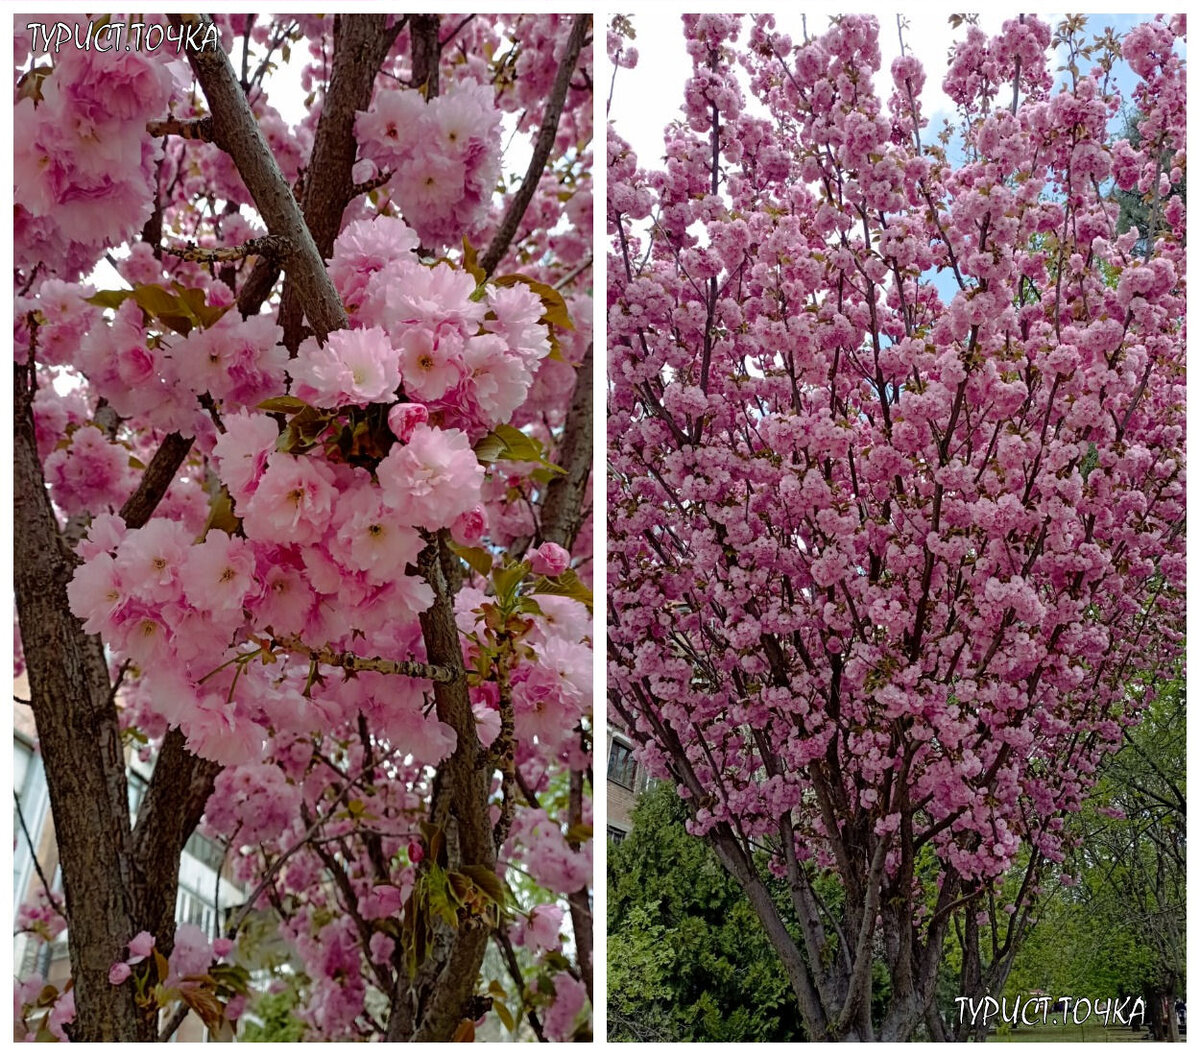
[609,11,1163,173]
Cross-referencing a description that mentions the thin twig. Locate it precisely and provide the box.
[273,634,455,684]
[162,234,290,264]
[146,116,214,142]
[493,929,548,1042]
[349,170,394,199]
[554,254,593,291]
[223,782,354,941]
[14,791,65,918]
[479,15,590,277]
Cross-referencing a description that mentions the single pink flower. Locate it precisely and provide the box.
[530,542,570,577]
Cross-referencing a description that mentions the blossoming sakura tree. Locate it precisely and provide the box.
[609,13,1184,1041]
[14,13,592,1042]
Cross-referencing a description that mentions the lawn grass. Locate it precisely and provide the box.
[990,1020,1153,1043]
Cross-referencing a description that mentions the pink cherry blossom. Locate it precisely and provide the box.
[376,424,484,529]
[529,542,570,577]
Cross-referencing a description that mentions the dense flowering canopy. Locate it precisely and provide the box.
[15,12,592,1043]
[608,12,1184,1041]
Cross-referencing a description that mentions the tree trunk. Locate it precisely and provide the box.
[15,358,154,1041]
[1165,974,1180,1043]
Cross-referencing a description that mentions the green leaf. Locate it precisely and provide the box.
[420,821,446,867]
[277,404,334,455]
[462,236,486,285]
[131,283,184,319]
[494,998,516,1033]
[460,864,506,908]
[155,312,197,337]
[448,542,493,578]
[199,484,240,541]
[542,950,571,974]
[475,423,564,474]
[174,284,231,328]
[209,962,252,997]
[258,395,310,415]
[530,567,593,611]
[85,289,133,311]
[425,865,461,928]
[491,560,530,605]
[475,423,544,465]
[515,596,544,617]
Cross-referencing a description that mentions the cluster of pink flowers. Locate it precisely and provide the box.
[356,83,502,248]
[14,34,174,279]
[328,214,553,437]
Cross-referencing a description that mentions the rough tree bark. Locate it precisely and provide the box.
[15,351,152,1041]
[174,13,347,344]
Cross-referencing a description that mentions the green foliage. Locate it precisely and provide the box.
[1112,109,1187,255]
[607,784,806,1041]
[85,282,232,336]
[1003,675,1185,1005]
[240,986,306,1043]
[474,423,564,473]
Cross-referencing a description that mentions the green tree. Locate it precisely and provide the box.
[1004,677,1185,1039]
[607,784,806,1041]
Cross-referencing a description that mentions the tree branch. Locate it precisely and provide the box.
[479,15,590,277]
[13,790,65,918]
[129,729,222,961]
[118,432,194,531]
[146,116,214,142]
[15,352,151,1041]
[493,929,548,1042]
[387,535,494,1041]
[273,634,455,683]
[276,14,401,349]
[538,342,592,550]
[173,13,347,344]
[162,234,289,264]
[566,762,593,1004]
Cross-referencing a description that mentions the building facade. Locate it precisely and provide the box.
[606,725,653,844]
[14,700,245,1042]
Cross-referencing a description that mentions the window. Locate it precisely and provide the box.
[13,739,50,915]
[608,825,628,845]
[607,740,637,789]
[185,831,228,873]
[176,885,218,936]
